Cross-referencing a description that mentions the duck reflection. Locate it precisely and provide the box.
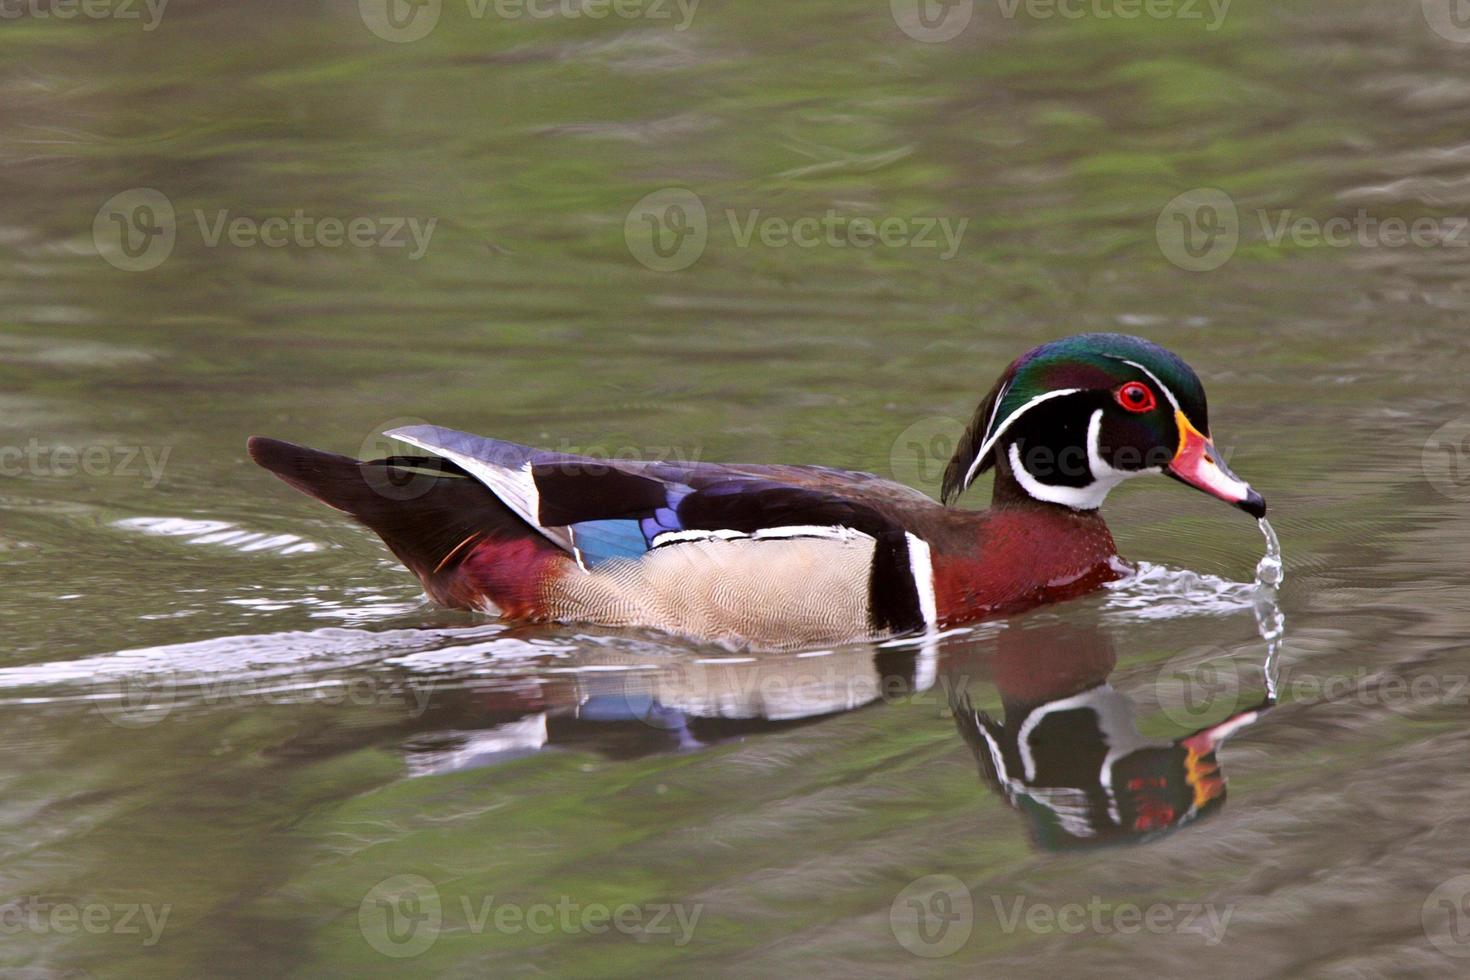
[947,621,1270,851]
[392,614,1273,851]
[396,641,936,773]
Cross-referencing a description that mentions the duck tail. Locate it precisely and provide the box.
[246,436,551,607]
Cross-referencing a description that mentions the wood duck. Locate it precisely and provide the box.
[249,333,1265,648]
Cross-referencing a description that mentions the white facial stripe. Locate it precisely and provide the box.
[1121,359,1183,414]
[1086,408,1161,480]
[962,387,1084,491]
[983,379,1011,444]
[904,532,937,629]
[975,720,1015,797]
[1015,686,1124,782]
[1006,410,1143,511]
[1009,441,1115,510]
[1086,408,1118,479]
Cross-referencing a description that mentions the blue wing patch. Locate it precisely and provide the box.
[567,519,651,567]
[563,487,693,567]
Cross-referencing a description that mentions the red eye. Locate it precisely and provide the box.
[1115,382,1156,414]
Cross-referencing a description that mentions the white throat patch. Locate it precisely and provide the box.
[1006,409,1139,511]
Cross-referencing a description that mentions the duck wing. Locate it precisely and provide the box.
[384,424,939,634]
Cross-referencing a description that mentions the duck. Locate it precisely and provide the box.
[248,332,1265,649]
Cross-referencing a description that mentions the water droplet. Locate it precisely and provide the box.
[1254,517,1283,589]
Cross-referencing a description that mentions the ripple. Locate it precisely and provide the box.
[0,623,507,697]
[114,516,321,554]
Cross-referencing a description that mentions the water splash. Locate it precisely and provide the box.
[1252,517,1285,701]
[1103,561,1263,620]
[1104,519,1286,700]
[1254,517,1284,589]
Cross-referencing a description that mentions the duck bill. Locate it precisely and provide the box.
[1166,412,1266,518]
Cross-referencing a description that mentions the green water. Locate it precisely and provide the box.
[5,0,1470,975]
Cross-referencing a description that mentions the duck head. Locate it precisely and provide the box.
[941,333,1265,517]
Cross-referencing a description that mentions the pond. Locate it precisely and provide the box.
[3,0,1470,974]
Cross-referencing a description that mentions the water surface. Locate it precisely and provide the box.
[4,1,1470,975]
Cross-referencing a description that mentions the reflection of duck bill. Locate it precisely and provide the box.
[1177,704,1268,812]
[956,685,1269,851]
